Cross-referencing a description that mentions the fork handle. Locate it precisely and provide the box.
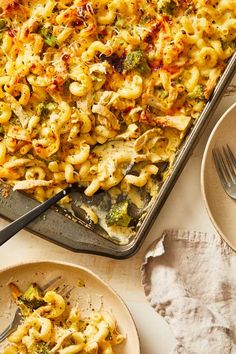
[0,186,72,246]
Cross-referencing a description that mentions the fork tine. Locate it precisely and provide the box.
[0,323,16,342]
[223,146,236,180]
[35,276,73,296]
[55,284,74,298]
[41,276,62,292]
[212,148,228,186]
[226,145,236,169]
[216,148,232,183]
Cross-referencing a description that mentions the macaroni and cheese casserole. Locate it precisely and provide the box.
[0,0,235,240]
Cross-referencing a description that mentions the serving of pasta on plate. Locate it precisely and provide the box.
[3,282,125,354]
[0,0,235,240]
[0,262,140,354]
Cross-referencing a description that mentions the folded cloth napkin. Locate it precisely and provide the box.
[141,229,236,354]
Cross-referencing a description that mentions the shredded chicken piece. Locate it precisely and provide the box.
[13,180,53,190]
[5,94,30,128]
[92,104,120,130]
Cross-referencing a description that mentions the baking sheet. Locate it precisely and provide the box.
[0,53,235,258]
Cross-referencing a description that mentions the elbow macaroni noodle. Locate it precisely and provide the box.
[0,0,235,235]
[3,284,125,354]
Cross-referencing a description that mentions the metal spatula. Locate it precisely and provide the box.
[0,161,136,245]
[0,184,81,246]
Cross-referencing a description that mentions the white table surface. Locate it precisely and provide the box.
[0,76,235,354]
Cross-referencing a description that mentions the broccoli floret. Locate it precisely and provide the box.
[19,283,45,310]
[159,90,168,99]
[40,26,57,47]
[158,0,176,15]
[123,49,151,75]
[46,102,56,111]
[36,102,56,116]
[40,25,52,38]
[44,35,57,47]
[115,17,125,27]
[188,85,205,100]
[221,39,236,52]
[0,19,7,31]
[123,50,143,71]
[36,103,49,117]
[32,342,50,354]
[137,60,151,75]
[106,201,132,227]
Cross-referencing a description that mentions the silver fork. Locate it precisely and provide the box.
[0,276,73,343]
[212,144,236,199]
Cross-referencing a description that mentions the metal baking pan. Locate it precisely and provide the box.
[0,52,236,259]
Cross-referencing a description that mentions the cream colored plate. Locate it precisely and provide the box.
[0,260,140,353]
[201,102,236,251]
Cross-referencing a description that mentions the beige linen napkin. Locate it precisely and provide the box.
[141,230,236,354]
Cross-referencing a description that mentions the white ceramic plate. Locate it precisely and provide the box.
[0,260,140,353]
[201,102,236,251]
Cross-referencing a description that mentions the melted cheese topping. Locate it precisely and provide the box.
[0,0,235,240]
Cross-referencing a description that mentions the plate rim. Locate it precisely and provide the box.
[0,259,140,353]
[200,102,236,251]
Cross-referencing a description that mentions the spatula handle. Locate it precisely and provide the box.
[0,186,72,246]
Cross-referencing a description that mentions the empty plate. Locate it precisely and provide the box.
[201,102,236,251]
